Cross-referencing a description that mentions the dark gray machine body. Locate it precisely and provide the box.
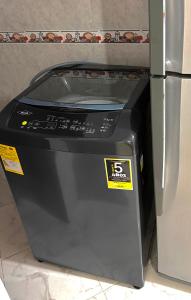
[0,64,154,288]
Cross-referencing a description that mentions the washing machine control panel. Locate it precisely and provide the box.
[9,104,119,138]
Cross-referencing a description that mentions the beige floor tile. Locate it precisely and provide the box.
[0,170,14,207]
[89,252,191,300]
[89,292,107,300]
[93,276,189,300]
[3,248,103,300]
[0,260,3,281]
[102,283,191,300]
[0,205,28,259]
[94,263,191,300]
[146,261,191,295]
[98,280,116,291]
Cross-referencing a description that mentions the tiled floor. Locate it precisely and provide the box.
[1,171,191,300]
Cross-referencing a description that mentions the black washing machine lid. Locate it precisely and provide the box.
[18,67,149,111]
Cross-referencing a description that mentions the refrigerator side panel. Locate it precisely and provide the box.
[182,0,191,73]
[149,0,165,75]
[150,0,191,74]
[151,76,181,216]
[158,78,191,282]
[165,0,184,73]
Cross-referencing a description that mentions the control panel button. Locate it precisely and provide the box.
[59,124,68,129]
[21,121,28,126]
[9,104,119,138]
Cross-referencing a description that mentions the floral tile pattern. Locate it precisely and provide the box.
[0,30,149,44]
[53,69,148,80]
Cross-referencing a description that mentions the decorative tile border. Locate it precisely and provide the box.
[53,69,147,79]
[0,30,149,43]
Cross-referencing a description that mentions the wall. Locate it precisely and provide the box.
[0,0,149,107]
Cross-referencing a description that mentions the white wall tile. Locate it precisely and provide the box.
[91,43,149,66]
[91,0,149,30]
[0,43,149,104]
[0,0,93,31]
[0,0,148,32]
[0,1,149,105]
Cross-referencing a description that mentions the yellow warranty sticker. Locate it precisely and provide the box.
[104,158,133,190]
[0,144,24,175]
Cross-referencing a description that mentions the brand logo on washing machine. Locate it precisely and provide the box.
[17,110,32,116]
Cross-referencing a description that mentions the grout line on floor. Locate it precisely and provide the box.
[1,246,30,262]
[85,281,118,300]
[85,288,107,300]
[102,290,109,300]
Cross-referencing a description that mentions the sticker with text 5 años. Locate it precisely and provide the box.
[104,158,133,190]
[0,144,24,175]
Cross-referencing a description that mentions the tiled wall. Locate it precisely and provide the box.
[0,0,149,106]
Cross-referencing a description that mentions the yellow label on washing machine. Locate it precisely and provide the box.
[104,158,133,190]
[0,144,24,175]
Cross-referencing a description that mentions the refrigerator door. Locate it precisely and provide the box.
[152,76,191,282]
[150,0,191,75]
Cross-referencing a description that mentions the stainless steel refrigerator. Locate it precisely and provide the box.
[150,0,191,283]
